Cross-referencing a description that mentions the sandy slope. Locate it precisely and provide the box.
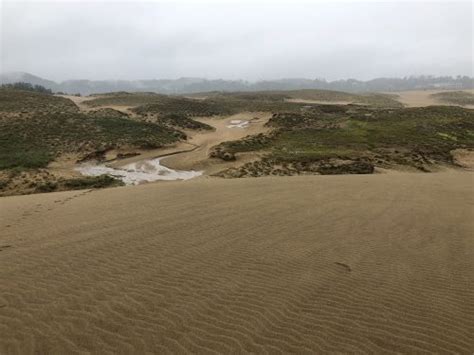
[58,95,138,116]
[391,89,474,108]
[1,172,473,353]
[285,98,354,105]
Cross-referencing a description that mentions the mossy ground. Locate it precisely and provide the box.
[0,113,182,170]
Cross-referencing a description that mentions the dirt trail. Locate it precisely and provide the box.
[1,171,473,353]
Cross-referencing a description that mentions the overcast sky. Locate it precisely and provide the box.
[0,1,472,81]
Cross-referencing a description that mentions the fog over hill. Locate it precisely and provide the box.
[2,2,471,94]
[1,72,472,96]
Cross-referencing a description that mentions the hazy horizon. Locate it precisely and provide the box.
[4,70,474,83]
[1,1,472,82]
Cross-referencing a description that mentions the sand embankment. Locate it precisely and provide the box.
[1,172,473,353]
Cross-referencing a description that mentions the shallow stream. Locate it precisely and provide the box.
[76,158,202,185]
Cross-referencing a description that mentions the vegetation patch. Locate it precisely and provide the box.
[132,97,235,117]
[35,181,58,193]
[63,175,124,189]
[0,88,78,113]
[147,113,214,131]
[202,90,403,108]
[1,82,53,94]
[0,112,183,170]
[214,105,474,176]
[210,133,272,161]
[88,108,130,118]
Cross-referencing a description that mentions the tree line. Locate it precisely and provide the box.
[1,82,53,94]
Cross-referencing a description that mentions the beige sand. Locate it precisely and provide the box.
[58,95,137,115]
[285,98,354,105]
[160,113,272,174]
[451,149,474,170]
[391,89,474,108]
[1,171,473,353]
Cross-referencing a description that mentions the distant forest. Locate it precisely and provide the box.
[0,72,472,95]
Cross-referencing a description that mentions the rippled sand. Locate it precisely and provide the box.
[1,172,473,353]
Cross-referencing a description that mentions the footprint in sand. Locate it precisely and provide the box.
[334,262,352,272]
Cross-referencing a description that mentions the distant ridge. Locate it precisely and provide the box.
[0,72,58,91]
[1,71,472,95]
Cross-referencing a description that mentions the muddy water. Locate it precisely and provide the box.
[76,158,202,185]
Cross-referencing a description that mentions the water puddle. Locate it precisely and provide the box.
[76,158,202,185]
[227,120,249,128]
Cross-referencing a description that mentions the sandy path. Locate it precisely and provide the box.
[1,172,473,353]
[155,112,272,174]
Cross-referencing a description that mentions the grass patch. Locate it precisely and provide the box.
[218,105,474,167]
[0,150,52,170]
[206,90,403,108]
[155,114,214,130]
[35,181,58,193]
[0,88,78,113]
[132,97,235,116]
[63,175,124,189]
[0,112,183,170]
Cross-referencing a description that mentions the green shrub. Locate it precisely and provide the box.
[35,181,58,193]
[63,175,124,189]
[0,113,182,170]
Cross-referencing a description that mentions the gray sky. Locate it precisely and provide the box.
[1,0,472,81]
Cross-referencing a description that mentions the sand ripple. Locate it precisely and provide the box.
[1,173,473,353]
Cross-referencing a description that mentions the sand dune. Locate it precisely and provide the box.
[1,172,473,353]
[391,89,474,108]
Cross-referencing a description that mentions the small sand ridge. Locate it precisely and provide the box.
[390,89,474,108]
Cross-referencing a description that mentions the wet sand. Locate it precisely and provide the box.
[1,172,473,353]
[76,157,202,184]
